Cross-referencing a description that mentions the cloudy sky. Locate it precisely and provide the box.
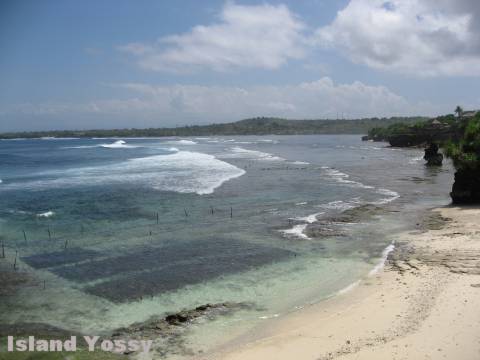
[1,0,480,131]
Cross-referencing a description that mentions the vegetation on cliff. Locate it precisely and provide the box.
[0,116,427,139]
[444,113,480,170]
[443,113,480,203]
[366,114,459,145]
[365,109,479,203]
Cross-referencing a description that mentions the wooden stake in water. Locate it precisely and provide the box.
[13,250,17,270]
[1,241,4,258]
[184,208,188,217]
[230,207,233,218]
[43,280,46,289]
[64,239,68,250]
[47,227,51,241]
[156,212,159,224]
[23,230,27,243]
[210,206,214,215]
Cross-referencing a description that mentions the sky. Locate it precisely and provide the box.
[1,0,480,131]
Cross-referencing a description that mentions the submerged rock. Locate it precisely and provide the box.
[111,302,254,358]
[112,302,253,337]
[0,270,34,297]
[423,143,443,166]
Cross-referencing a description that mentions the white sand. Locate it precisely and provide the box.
[203,207,480,360]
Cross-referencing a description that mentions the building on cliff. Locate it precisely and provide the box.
[461,110,479,119]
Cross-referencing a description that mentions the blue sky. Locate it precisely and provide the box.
[1,0,479,131]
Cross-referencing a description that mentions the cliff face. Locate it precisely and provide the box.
[451,168,480,204]
[388,126,460,147]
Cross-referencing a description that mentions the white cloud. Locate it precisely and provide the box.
[316,0,480,76]
[118,2,307,72]
[3,78,441,125]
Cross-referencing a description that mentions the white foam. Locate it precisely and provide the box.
[165,147,179,152]
[37,211,55,218]
[258,313,280,320]
[295,202,307,206]
[409,156,424,164]
[374,188,400,204]
[5,151,246,195]
[294,212,325,224]
[257,139,278,144]
[64,140,139,149]
[280,224,310,240]
[281,209,325,240]
[321,167,374,189]
[100,140,138,149]
[0,179,2,184]
[291,161,310,165]
[369,243,395,276]
[318,200,357,211]
[336,280,361,295]
[220,147,285,162]
[167,139,198,145]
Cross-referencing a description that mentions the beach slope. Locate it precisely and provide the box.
[210,207,480,360]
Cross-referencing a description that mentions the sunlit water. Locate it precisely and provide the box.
[0,135,454,357]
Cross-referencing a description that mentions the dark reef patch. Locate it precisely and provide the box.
[49,239,294,302]
[22,248,100,269]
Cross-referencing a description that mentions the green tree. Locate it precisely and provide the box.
[455,105,464,118]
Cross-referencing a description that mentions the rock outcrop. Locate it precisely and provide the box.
[388,126,459,147]
[423,143,443,166]
[451,168,480,204]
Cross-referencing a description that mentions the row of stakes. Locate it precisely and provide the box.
[2,206,238,274]
[14,206,234,252]
[178,206,233,219]
[1,205,291,291]
[1,239,47,290]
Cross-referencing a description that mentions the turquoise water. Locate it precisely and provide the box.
[0,135,453,356]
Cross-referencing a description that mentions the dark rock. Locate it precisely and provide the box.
[195,304,212,311]
[306,226,346,238]
[423,143,443,166]
[165,313,188,325]
[112,302,252,337]
[451,168,480,204]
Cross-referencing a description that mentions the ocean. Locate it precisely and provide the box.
[0,135,454,357]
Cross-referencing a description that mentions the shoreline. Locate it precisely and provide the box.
[203,206,480,360]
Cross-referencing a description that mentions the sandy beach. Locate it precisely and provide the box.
[206,206,480,360]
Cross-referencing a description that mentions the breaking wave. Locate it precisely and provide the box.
[220,147,285,162]
[166,139,198,145]
[37,211,55,218]
[321,166,374,189]
[64,140,139,149]
[0,151,246,195]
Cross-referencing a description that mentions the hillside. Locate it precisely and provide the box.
[0,116,428,139]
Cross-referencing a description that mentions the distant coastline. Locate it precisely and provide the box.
[0,116,428,139]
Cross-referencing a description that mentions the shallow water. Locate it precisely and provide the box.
[0,135,453,357]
